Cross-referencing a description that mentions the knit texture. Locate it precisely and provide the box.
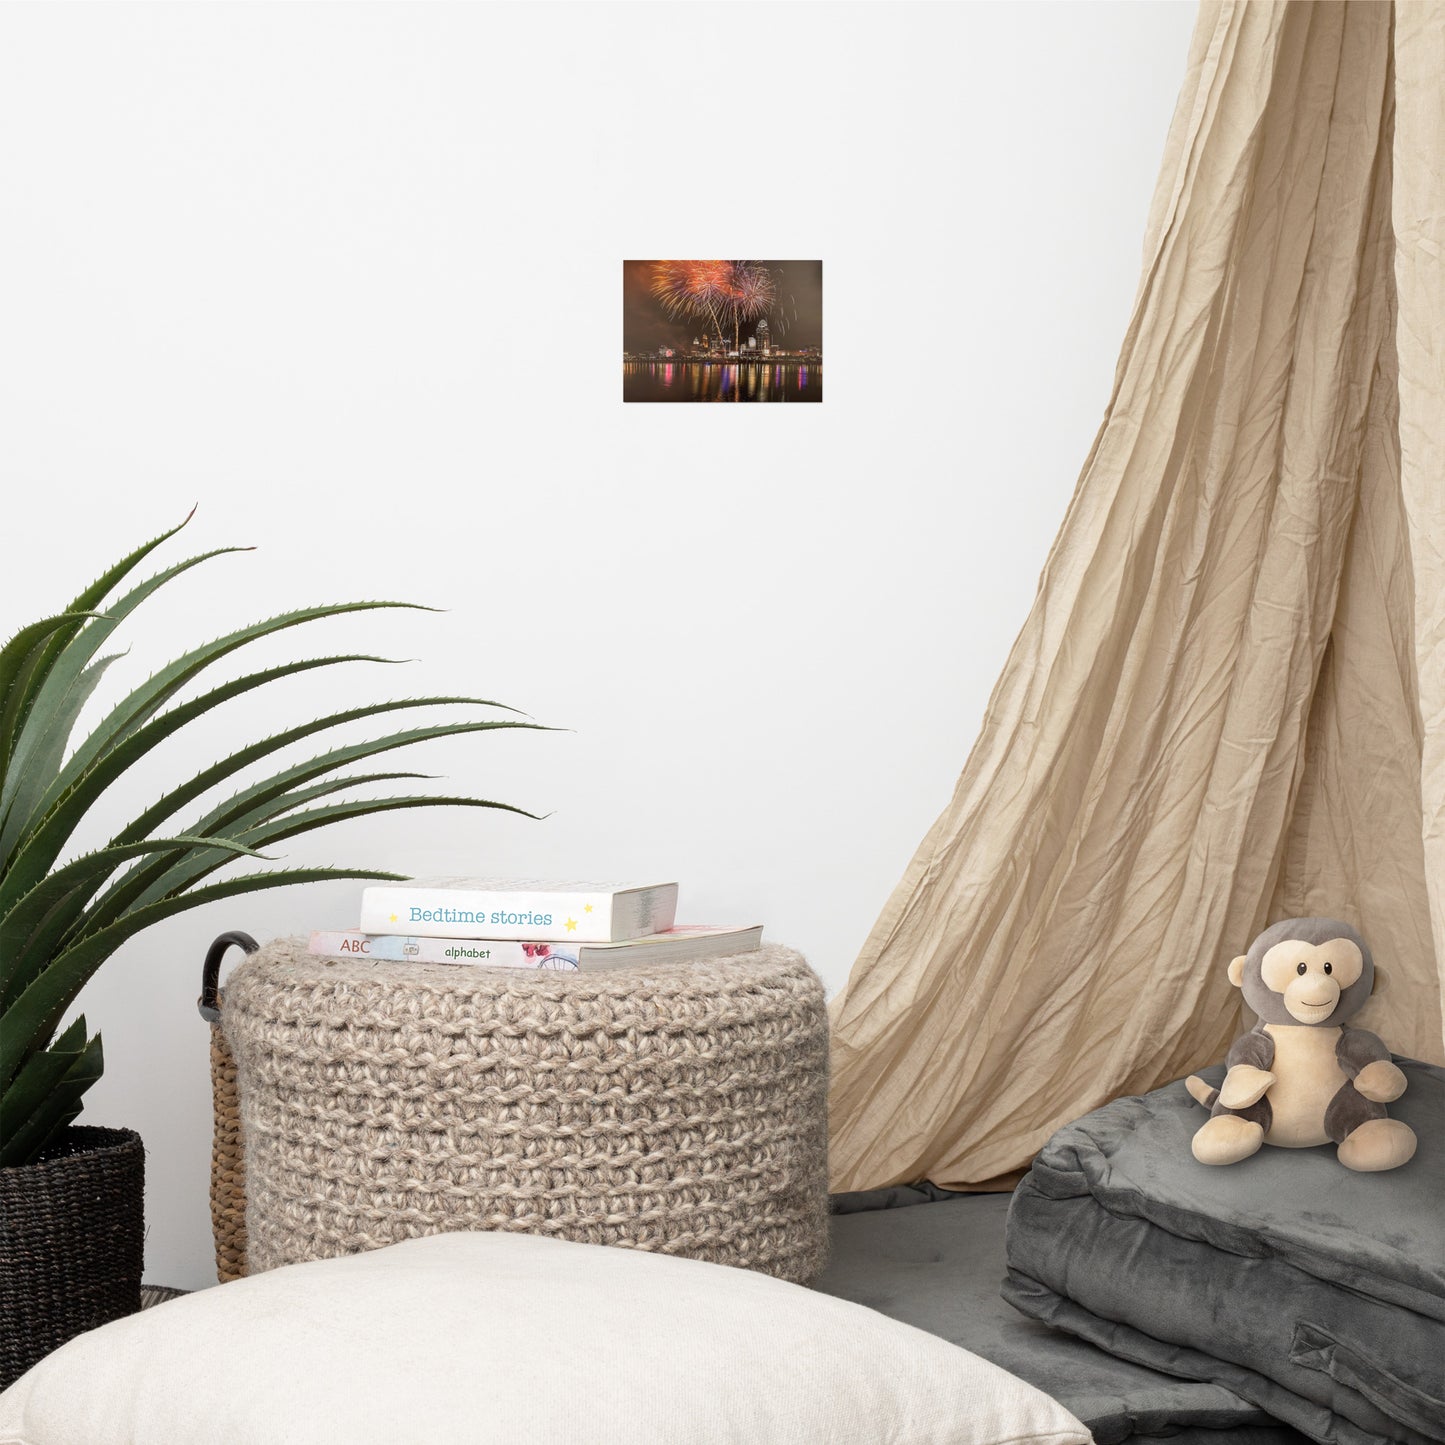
[223,938,830,1282]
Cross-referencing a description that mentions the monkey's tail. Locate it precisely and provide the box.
[1185,1075,1219,1109]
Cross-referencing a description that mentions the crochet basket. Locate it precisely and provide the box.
[203,933,829,1285]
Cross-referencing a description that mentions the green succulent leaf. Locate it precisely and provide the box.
[116,793,534,917]
[0,543,254,854]
[65,511,200,615]
[0,627,109,836]
[1,867,407,1092]
[0,652,126,858]
[0,519,543,1166]
[0,613,104,762]
[114,698,528,846]
[0,510,197,784]
[77,770,432,927]
[49,601,434,810]
[0,834,268,1008]
[0,1018,102,1166]
[0,653,402,896]
[81,715,545,934]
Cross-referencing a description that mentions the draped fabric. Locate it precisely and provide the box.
[828,0,1445,1195]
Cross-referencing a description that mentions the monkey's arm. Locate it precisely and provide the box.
[1336,1027,1407,1103]
[1218,1027,1276,1110]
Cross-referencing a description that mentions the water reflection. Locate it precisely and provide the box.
[623,362,822,403]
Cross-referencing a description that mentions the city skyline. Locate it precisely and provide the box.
[622,260,823,355]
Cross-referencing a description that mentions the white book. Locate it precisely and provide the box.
[308,925,763,971]
[357,879,679,943]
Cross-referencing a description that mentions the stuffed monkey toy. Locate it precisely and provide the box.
[1187,917,1416,1172]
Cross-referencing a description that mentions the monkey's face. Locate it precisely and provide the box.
[1228,919,1374,1027]
[1257,937,1363,1023]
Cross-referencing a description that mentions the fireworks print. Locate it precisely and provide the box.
[623,259,822,404]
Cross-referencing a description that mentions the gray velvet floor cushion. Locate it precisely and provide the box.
[1003,1060,1444,1445]
[818,1186,1313,1445]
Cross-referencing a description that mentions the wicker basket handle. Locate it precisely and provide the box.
[198,931,259,1023]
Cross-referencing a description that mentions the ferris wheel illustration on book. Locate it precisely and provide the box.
[521,942,580,971]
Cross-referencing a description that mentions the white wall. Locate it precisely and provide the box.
[0,0,1196,1290]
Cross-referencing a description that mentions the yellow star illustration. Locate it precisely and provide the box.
[390,913,398,923]
[565,917,579,933]
[584,904,594,913]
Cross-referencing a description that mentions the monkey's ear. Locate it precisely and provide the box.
[1228,955,1248,988]
[1371,965,1388,997]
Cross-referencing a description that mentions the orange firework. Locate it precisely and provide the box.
[649,260,730,320]
[649,260,776,350]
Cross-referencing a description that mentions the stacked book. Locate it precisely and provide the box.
[310,879,763,972]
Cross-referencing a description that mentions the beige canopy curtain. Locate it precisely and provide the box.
[828,0,1445,1195]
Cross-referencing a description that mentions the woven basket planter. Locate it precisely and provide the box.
[217,936,830,1284]
[0,1126,144,1389]
[208,1021,248,1284]
[200,931,257,1285]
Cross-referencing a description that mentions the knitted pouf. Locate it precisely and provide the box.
[222,938,829,1283]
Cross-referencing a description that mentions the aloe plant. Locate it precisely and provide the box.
[0,513,544,1168]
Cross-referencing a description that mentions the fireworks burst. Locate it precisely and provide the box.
[728,264,775,320]
[649,260,777,350]
[649,260,731,322]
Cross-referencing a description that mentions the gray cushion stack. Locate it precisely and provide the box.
[819,1186,1312,1445]
[1004,1061,1444,1445]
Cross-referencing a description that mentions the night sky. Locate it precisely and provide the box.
[623,260,823,352]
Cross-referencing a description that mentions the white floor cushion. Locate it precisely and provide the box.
[0,1231,1091,1445]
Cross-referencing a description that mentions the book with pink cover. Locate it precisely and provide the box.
[309,924,762,971]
